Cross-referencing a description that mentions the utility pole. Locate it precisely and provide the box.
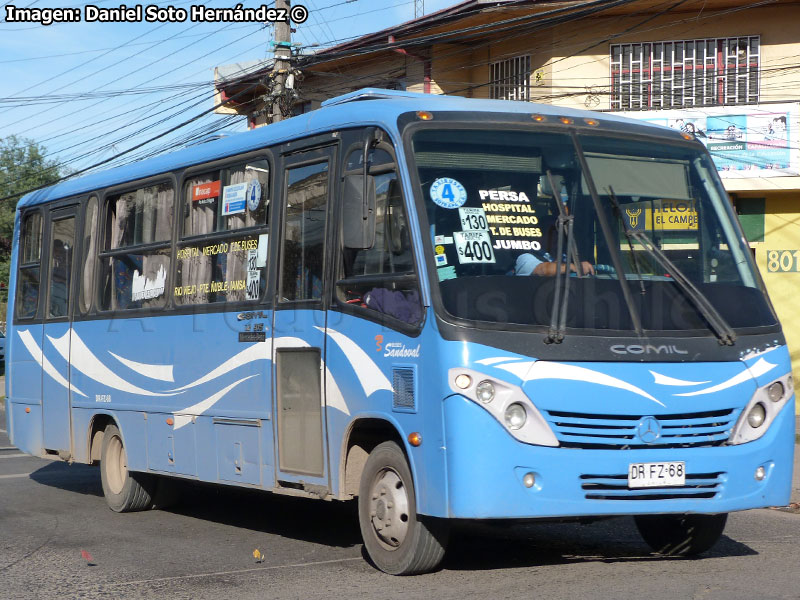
[414,0,424,18]
[271,0,292,123]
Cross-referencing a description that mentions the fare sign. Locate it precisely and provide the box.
[192,180,221,202]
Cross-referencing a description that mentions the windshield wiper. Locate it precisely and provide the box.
[572,134,644,337]
[545,170,585,344]
[626,229,737,345]
[606,186,647,296]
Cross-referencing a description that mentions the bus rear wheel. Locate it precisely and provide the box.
[635,513,727,556]
[100,424,155,512]
[358,441,448,575]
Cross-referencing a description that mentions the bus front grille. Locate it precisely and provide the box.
[545,408,740,449]
[580,472,725,501]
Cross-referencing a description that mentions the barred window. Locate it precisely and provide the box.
[611,36,759,110]
[490,55,531,101]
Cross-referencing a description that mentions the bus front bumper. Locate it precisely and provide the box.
[442,395,795,519]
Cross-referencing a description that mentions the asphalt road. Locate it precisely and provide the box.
[2,399,799,600]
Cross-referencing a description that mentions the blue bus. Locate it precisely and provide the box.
[5,89,795,574]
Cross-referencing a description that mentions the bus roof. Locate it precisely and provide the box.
[17,88,671,209]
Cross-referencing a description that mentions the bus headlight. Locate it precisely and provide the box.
[747,403,766,428]
[767,381,784,402]
[476,381,496,403]
[505,403,527,430]
[730,373,793,445]
[449,368,559,447]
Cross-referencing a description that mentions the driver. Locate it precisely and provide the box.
[513,252,595,276]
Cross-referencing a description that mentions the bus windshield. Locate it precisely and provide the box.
[412,127,776,334]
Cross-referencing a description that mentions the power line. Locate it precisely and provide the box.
[0,59,268,190]
[0,22,255,64]
[18,34,268,150]
[0,81,262,205]
[6,23,269,166]
[0,1,269,129]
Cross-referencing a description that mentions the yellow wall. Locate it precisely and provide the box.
[755,195,800,396]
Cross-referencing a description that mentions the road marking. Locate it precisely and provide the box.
[96,557,364,588]
[0,446,18,450]
[0,429,7,434]
[0,453,29,459]
[0,473,31,479]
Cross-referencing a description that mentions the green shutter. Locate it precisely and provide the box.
[736,198,765,243]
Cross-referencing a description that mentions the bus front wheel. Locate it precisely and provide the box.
[100,424,155,512]
[635,513,728,556]
[358,441,448,575]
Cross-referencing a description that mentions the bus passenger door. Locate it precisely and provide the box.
[272,145,336,490]
[41,205,79,456]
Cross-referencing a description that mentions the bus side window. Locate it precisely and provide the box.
[79,196,98,314]
[336,145,422,326]
[280,161,329,302]
[15,211,43,319]
[177,159,269,305]
[99,183,173,312]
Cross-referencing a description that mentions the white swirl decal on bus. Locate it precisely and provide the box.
[18,328,352,418]
[494,360,666,407]
[673,357,777,397]
[318,327,392,397]
[48,330,177,397]
[174,375,258,429]
[109,351,175,382]
[17,330,87,398]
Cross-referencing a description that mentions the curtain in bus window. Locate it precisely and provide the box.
[224,164,268,301]
[110,193,131,250]
[105,184,173,311]
[141,185,173,309]
[184,175,216,237]
[80,198,98,313]
[21,213,42,263]
[225,168,250,301]
[110,184,173,249]
[180,175,215,304]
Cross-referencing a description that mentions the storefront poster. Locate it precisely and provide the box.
[620,104,798,178]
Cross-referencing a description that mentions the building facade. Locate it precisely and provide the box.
[215,0,800,381]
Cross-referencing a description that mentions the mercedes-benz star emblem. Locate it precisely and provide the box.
[637,416,662,444]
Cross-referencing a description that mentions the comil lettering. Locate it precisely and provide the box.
[610,344,689,355]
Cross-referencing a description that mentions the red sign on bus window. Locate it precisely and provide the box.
[192,180,221,202]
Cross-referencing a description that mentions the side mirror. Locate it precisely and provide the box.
[343,174,376,249]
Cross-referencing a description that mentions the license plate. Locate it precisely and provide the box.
[628,461,685,488]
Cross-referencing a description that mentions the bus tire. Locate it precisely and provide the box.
[358,441,448,575]
[634,513,727,556]
[100,424,154,512]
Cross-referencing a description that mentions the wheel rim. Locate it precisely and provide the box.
[106,434,127,495]
[368,467,410,550]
